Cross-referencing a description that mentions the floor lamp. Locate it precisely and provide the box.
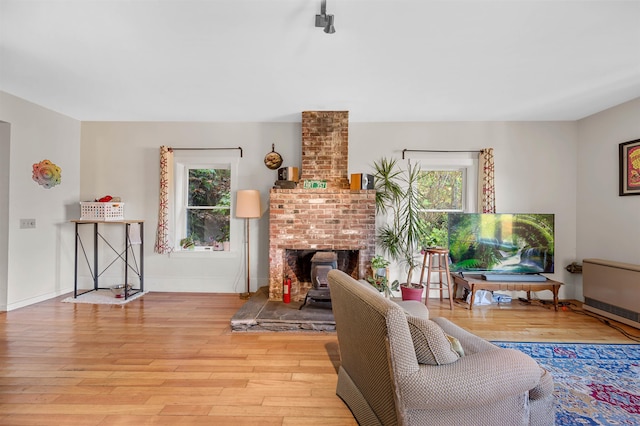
[236,190,262,299]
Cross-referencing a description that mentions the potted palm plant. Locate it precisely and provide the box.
[373,157,427,301]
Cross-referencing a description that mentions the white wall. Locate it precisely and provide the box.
[0,122,10,310]
[80,122,301,293]
[575,97,640,300]
[0,91,81,310]
[82,119,579,300]
[9,91,636,308]
[350,121,579,299]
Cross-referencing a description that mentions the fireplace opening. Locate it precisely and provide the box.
[299,252,338,310]
[310,252,338,289]
[285,249,359,288]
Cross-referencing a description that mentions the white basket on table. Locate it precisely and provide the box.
[80,202,125,221]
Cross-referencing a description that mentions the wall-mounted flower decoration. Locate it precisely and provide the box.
[32,159,61,189]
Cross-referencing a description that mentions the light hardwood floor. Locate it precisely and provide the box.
[0,292,638,425]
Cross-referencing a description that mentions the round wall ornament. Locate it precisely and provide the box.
[32,159,61,189]
[264,144,283,170]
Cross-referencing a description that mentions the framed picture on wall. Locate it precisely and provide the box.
[619,138,640,196]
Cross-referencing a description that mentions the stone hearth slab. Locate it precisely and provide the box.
[230,286,335,332]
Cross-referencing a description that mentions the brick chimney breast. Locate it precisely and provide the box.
[301,111,350,190]
[268,111,376,302]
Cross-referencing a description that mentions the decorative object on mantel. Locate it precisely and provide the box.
[236,190,262,299]
[350,173,374,190]
[264,144,283,170]
[32,159,61,189]
[303,180,327,189]
[277,166,299,182]
[619,138,640,196]
[273,180,296,189]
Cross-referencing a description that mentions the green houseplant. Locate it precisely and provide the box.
[180,235,195,250]
[371,254,390,276]
[366,274,399,298]
[423,224,448,249]
[219,223,231,251]
[373,157,428,300]
[367,254,396,297]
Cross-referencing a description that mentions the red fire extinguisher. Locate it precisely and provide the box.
[283,276,291,304]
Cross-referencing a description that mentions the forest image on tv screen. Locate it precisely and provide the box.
[448,213,554,273]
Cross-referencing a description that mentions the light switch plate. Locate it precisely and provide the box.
[20,218,36,229]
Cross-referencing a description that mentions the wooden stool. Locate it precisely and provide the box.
[419,248,454,310]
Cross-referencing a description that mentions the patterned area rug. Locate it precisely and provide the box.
[494,342,640,425]
[62,290,146,305]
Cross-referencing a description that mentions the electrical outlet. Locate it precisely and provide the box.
[20,218,36,229]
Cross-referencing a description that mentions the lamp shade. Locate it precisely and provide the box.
[236,190,262,218]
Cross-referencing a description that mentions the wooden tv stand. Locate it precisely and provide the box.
[451,273,563,311]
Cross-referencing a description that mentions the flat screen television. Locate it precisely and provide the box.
[447,213,554,274]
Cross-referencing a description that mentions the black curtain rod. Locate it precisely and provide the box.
[170,147,243,157]
[402,149,482,159]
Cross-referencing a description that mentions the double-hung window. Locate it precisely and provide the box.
[173,154,238,252]
[414,153,478,247]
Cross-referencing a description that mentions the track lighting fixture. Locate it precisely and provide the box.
[315,0,336,34]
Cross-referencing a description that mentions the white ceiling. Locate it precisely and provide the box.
[1,0,639,122]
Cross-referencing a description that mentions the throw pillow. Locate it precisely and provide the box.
[406,315,462,365]
[445,334,465,357]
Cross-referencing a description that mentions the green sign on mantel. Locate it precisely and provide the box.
[303,180,327,189]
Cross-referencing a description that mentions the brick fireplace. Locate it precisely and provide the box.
[268,111,376,301]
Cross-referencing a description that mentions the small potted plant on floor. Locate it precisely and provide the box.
[371,255,390,278]
[367,255,396,298]
[366,274,398,298]
[373,157,428,301]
